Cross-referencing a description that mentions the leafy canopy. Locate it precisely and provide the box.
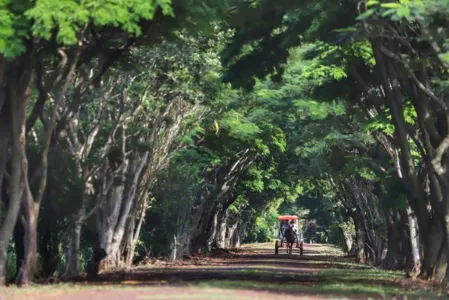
[0,0,230,58]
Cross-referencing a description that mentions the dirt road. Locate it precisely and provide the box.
[1,243,441,299]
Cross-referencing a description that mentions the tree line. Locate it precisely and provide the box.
[1,0,449,290]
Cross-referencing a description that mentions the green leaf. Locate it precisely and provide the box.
[380,3,402,8]
[356,9,376,21]
[366,0,380,6]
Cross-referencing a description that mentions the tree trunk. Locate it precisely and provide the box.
[63,209,83,278]
[0,53,33,285]
[214,210,228,249]
[12,217,25,280]
[15,201,40,285]
[353,213,366,264]
[226,221,238,248]
[96,152,149,271]
[189,198,226,254]
[232,225,241,248]
[206,210,219,250]
[187,153,254,254]
[406,206,421,274]
[383,210,408,270]
[339,178,385,265]
[341,226,354,254]
[124,199,146,266]
[421,217,447,280]
[97,184,125,270]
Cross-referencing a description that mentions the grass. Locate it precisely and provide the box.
[318,268,403,281]
[217,265,403,282]
[307,244,346,256]
[195,280,439,299]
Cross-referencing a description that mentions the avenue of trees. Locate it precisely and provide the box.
[1,0,449,290]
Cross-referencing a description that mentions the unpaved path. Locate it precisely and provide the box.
[1,243,441,299]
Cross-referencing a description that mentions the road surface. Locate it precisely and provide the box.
[1,243,440,299]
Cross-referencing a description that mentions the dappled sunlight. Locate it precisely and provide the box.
[4,243,439,300]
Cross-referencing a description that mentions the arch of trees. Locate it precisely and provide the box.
[1,0,449,289]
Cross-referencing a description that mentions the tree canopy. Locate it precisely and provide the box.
[2,0,449,291]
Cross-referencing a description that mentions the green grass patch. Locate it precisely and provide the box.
[318,268,404,281]
[194,280,439,299]
[224,268,311,278]
[307,244,346,256]
[300,259,372,269]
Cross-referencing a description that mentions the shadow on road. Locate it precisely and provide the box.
[62,243,441,300]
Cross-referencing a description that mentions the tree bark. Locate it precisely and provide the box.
[352,211,366,264]
[0,53,33,285]
[214,209,228,249]
[96,152,149,271]
[12,217,25,280]
[383,210,411,270]
[341,225,354,254]
[63,208,84,278]
[406,206,421,274]
[124,196,147,266]
[15,201,40,285]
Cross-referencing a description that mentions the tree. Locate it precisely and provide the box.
[0,0,229,285]
[221,0,448,281]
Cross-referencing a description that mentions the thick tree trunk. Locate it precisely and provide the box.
[353,214,366,264]
[97,184,126,270]
[214,210,228,249]
[383,210,410,270]
[226,221,239,248]
[225,221,241,249]
[13,218,25,280]
[421,217,447,280]
[233,231,240,248]
[340,178,385,265]
[186,191,212,254]
[96,152,149,271]
[63,210,83,278]
[341,227,354,254]
[123,220,136,266]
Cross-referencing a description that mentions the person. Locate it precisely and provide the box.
[306,222,316,244]
[280,220,288,237]
[289,220,300,243]
[290,220,297,232]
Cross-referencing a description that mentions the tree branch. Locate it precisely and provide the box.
[33,46,83,204]
[26,59,48,133]
[432,134,449,175]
